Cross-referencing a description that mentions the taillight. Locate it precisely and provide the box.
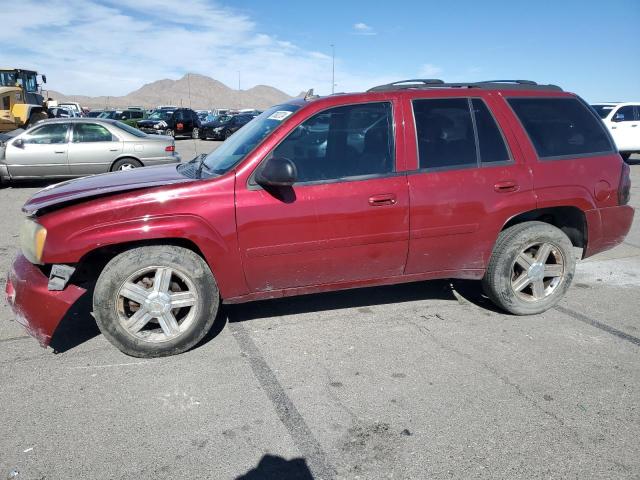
[165,145,175,152]
[618,161,631,205]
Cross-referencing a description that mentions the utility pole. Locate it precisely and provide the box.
[331,44,335,94]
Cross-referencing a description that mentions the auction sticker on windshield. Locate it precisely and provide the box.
[268,111,294,121]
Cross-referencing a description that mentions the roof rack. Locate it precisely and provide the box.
[367,79,563,92]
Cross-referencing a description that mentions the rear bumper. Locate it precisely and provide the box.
[584,205,635,258]
[5,255,86,347]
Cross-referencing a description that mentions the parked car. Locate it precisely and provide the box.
[5,79,634,358]
[58,102,83,116]
[86,110,103,118]
[137,108,200,138]
[201,113,253,140]
[591,102,640,160]
[48,107,78,118]
[0,118,180,183]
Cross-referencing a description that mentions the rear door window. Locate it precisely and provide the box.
[73,123,114,142]
[413,98,477,169]
[507,97,613,159]
[471,99,511,164]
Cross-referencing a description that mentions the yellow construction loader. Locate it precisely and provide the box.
[0,68,49,132]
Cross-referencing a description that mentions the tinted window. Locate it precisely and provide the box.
[73,123,114,142]
[613,106,635,122]
[413,98,477,169]
[591,104,615,119]
[132,111,143,119]
[472,99,510,164]
[114,121,146,138]
[24,124,68,144]
[273,102,394,183]
[508,97,613,158]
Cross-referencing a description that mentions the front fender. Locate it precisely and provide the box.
[41,213,247,299]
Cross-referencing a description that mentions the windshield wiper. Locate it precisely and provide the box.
[195,153,211,179]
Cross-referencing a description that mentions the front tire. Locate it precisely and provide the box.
[93,246,220,357]
[482,222,575,315]
[191,127,200,139]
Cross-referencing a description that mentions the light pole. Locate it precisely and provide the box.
[330,44,335,94]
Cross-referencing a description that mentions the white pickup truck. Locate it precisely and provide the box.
[592,102,640,161]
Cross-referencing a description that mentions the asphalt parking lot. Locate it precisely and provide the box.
[1,145,639,480]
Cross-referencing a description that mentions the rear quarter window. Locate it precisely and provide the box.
[508,97,614,159]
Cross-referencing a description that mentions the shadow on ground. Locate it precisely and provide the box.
[235,455,313,480]
[48,277,498,354]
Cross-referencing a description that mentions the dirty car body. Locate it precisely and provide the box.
[6,80,634,356]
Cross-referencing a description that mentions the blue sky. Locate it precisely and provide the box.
[2,0,639,101]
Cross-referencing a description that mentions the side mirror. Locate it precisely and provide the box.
[612,113,624,123]
[13,138,24,148]
[42,75,47,84]
[255,157,297,187]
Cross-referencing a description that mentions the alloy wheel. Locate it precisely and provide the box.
[510,242,565,302]
[116,266,199,343]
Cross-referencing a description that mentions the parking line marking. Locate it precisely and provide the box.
[230,322,336,480]
[555,305,640,347]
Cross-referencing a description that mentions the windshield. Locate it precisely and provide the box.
[149,110,173,120]
[200,104,300,176]
[114,121,147,137]
[591,104,615,119]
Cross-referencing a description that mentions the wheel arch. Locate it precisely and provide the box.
[501,206,587,249]
[110,156,143,170]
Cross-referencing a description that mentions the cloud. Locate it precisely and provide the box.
[0,0,385,96]
[419,64,444,77]
[352,22,377,36]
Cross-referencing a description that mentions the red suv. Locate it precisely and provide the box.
[6,79,634,357]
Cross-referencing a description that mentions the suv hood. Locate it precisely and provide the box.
[23,164,192,216]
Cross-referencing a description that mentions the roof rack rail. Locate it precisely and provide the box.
[367,79,563,92]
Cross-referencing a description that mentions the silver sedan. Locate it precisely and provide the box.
[0,118,181,183]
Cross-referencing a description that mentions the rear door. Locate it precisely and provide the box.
[6,123,71,177]
[404,94,535,276]
[67,122,123,175]
[236,99,410,292]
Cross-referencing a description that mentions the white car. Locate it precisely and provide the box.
[592,102,640,160]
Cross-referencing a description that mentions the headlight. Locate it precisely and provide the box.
[20,218,47,264]
[213,127,223,132]
[153,124,160,129]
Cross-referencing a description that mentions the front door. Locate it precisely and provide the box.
[68,122,123,175]
[236,100,410,292]
[609,105,639,152]
[6,122,71,178]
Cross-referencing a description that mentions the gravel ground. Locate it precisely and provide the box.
[0,147,638,480]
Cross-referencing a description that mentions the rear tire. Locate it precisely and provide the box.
[191,128,200,139]
[165,129,175,138]
[111,158,142,172]
[482,221,575,315]
[93,245,220,358]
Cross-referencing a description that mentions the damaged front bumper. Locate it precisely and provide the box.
[5,254,86,347]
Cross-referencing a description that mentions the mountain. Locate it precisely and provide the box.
[47,74,295,110]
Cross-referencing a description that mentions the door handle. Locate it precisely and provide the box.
[494,180,519,193]
[54,151,66,154]
[368,194,397,206]
[632,125,638,128]
[109,148,119,151]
